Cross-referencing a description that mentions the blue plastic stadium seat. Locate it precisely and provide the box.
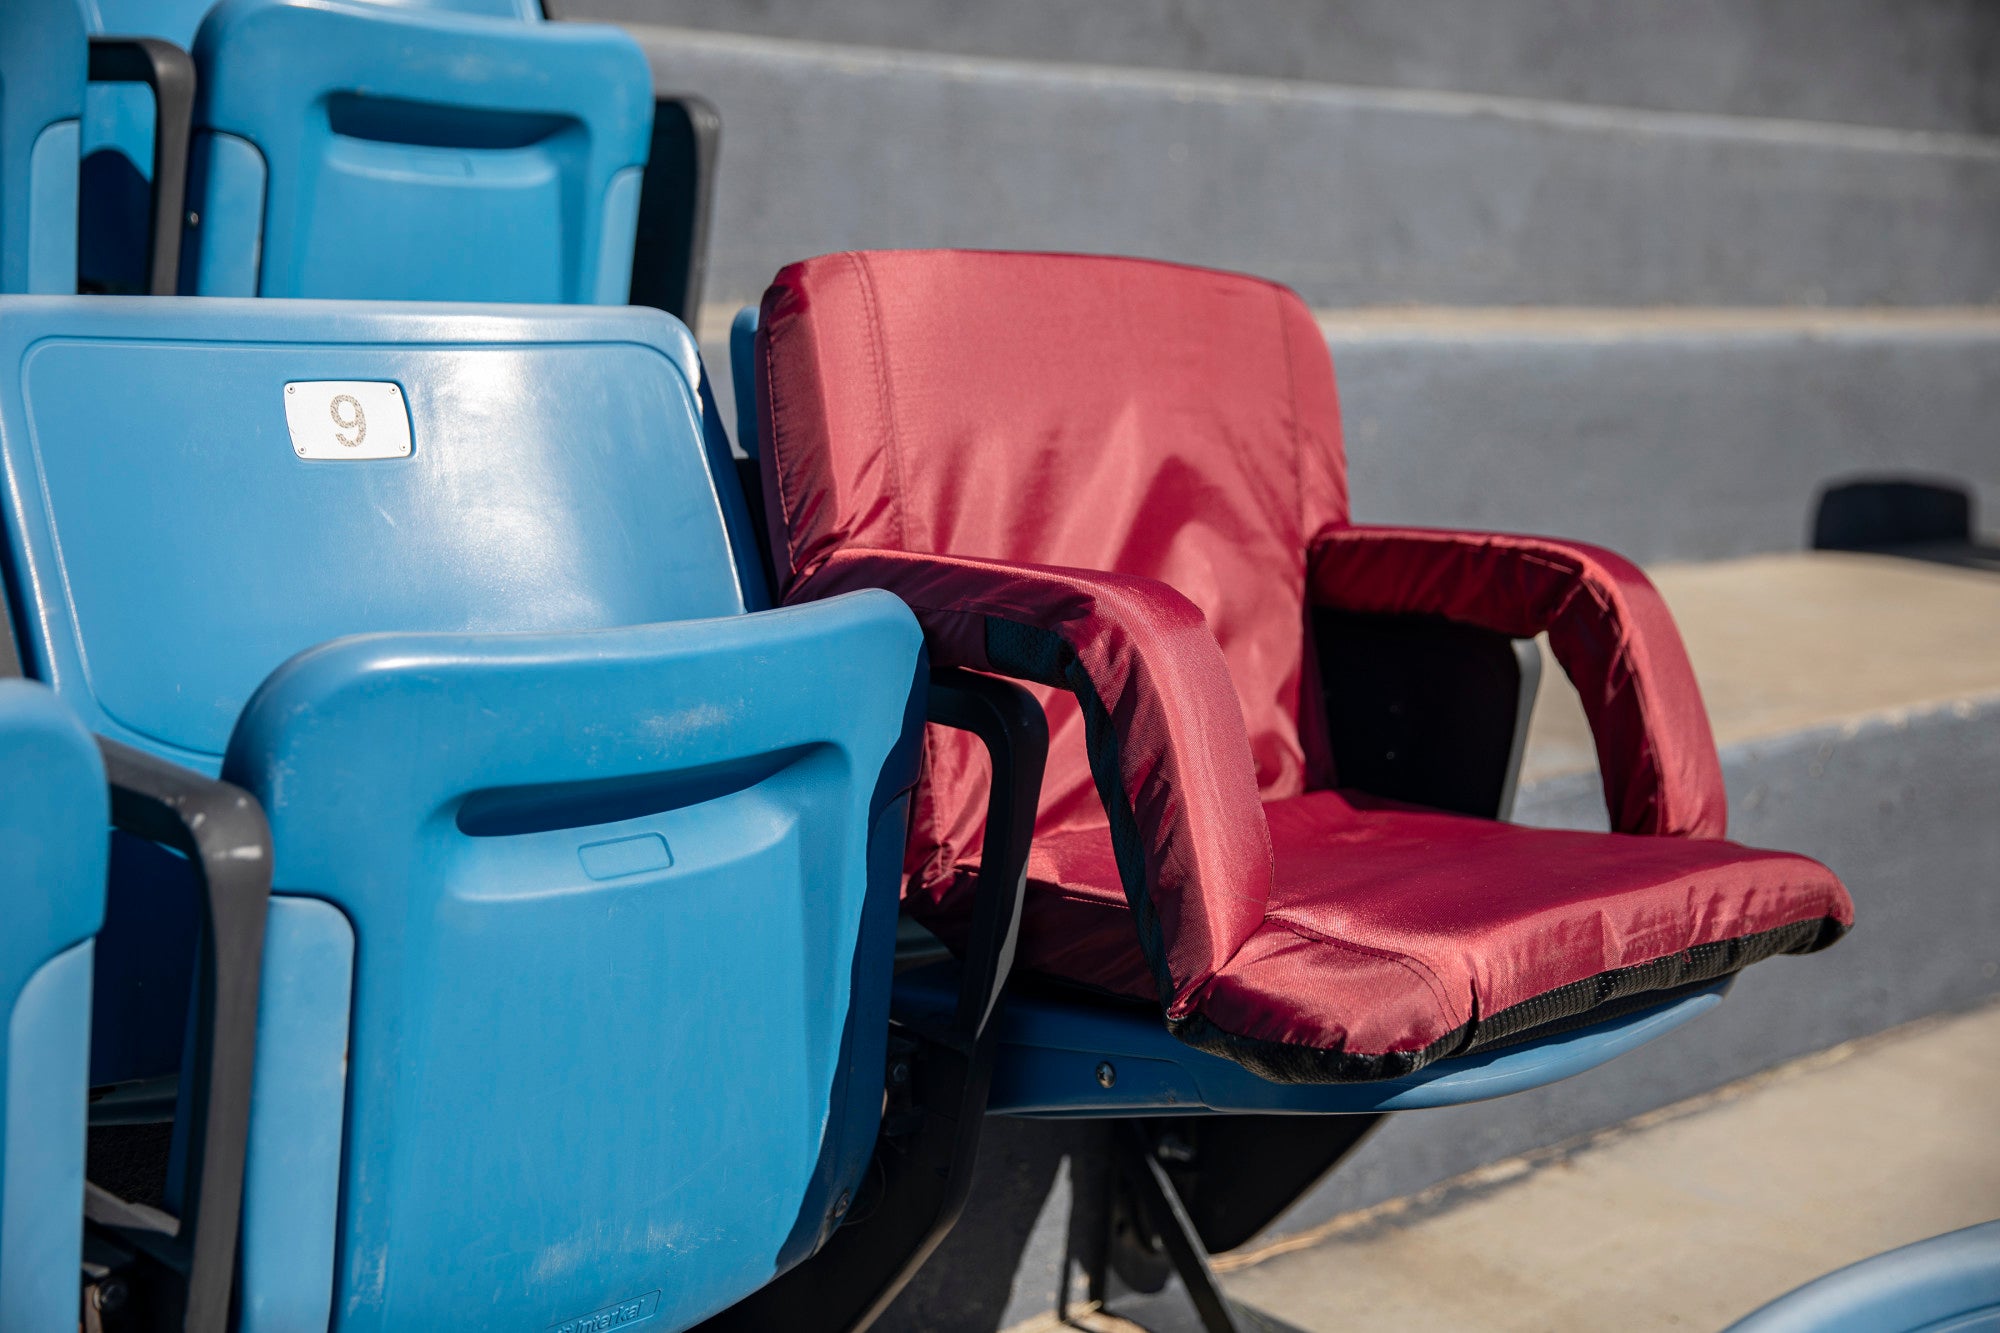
[180,0,653,301]
[1725,1220,2000,1333]
[89,0,545,49]
[0,295,925,1330]
[0,0,86,293]
[0,681,107,1331]
[88,0,215,50]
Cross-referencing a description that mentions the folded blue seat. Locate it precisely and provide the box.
[179,0,653,302]
[0,295,925,1330]
[0,680,107,1331]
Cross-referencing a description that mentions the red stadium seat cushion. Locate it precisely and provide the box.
[754,249,1852,1081]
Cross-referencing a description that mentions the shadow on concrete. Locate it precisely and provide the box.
[872,1117,1114,1332]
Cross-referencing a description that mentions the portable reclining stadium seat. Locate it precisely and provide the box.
[0,681,108,1330]
[715,250,1857,1331]
[178,0,652,302]
[0,0,87,293]
[1724,1219,2000,1333]
[0,294,926,1331]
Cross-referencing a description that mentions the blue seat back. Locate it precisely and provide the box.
[0,298,750,768]
[0,681,106,1330]
[87,0,544,49]
[0,297,919,1327]
[0,0,86,293]
[85,0,212,47]
[182,0,651,301]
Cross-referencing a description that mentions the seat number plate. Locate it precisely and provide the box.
[284,381,413,460]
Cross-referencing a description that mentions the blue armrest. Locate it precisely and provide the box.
[223,590,925,1330]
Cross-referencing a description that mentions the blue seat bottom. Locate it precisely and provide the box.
[892,965,1729,1117]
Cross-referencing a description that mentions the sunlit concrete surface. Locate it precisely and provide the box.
[1522,549,2000,785]
[1029,1001,2000,1333]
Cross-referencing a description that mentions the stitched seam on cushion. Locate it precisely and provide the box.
[760,297,803,584]
[1260,911,1465,1032]
[1272,288,1316,834]
[850,252,911,551]
[1277,285,1305,554]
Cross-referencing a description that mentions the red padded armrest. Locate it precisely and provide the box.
[1308,525,1727,839]
[791,546,1272,1013]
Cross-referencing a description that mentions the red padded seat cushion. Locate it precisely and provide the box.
[908,791,1848,1078]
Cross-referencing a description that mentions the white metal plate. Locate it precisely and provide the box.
[283,381,412,460]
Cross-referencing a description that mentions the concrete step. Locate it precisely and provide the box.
[1522,550,2000,792]
[621,26,2000,309]
[703,306,2000,566]
[869,549,2000,1332]
[1209,1004,2000,1333]
[559,0,2000,138]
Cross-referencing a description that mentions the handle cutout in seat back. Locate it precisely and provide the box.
[454,746,816,838]
[326,93,573,152]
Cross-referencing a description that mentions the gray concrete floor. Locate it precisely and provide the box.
[1029,1000,2000,1333]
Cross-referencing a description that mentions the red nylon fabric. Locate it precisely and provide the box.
[909,791,1853,1054]
[1309,525,1729,839]
[758,250,1342,814]
[788,546,1272,1008]
[757,248,1853,1067]
[1200,791,1850,1055]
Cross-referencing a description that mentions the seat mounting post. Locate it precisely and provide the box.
[1114,1123,1253,1333]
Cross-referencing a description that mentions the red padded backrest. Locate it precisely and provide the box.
[758,250,1346,861]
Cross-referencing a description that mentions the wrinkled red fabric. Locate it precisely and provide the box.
[912,792,1853,1052]
[757,248,1854,1069]
[790,546,1272,1008]
[758,249,1341,812]
[1201,791,1849,1054]
[1309,526,1728,840]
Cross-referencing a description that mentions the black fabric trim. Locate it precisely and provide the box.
[1169,1005,1468,1084]
[983,617,1179,1007]
[974,614,1850,1087]
[1466,915,1845,1052]
[1168,915,1847,1085]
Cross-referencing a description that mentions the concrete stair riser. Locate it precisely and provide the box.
[704,312,2000,566]
[628,26,2000,310]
